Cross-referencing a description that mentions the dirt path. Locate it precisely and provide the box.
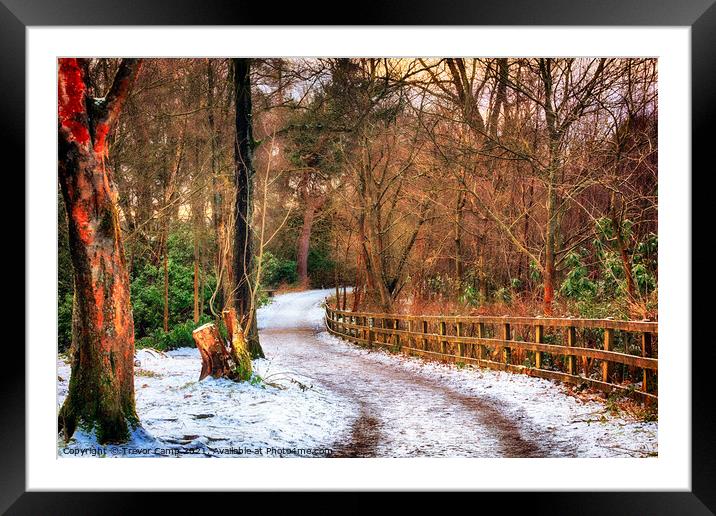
[258,290,555,458]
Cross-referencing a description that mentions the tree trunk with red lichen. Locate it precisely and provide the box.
[57,58,142,444]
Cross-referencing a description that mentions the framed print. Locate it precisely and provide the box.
[6,0,712,512]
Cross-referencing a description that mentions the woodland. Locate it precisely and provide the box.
[57,58,657,444]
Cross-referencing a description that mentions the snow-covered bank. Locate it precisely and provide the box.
[57,346,353,458]
[314,331,657,457]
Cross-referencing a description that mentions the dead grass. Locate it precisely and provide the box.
[276,282,310,295]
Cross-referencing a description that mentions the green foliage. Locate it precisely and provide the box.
[593,218,657,298]
[494,287,512,304]
[255,289,272,308]
[459,284,481,307]
[231,352,254,382]
[307,246,335,287]
[135,316,213,351]
[59,223,221,353]
[261,251,297,287]
[426,274,448,295]
[529,260,541,283]
[248,373,265,387]
[632,262,656,293]
[553,219,660,318]
[58,292,74,352]
[58,194,75,353]
[632,232,657,294]
[559,249,597,301]
[284,92,346,177]
[130,226,217,339]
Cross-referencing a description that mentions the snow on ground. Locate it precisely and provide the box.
[262,290,656,457]
[57,307,354,457]
[314,331,657,457]
[57,289,657,458]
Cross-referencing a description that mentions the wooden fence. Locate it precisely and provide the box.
[325,305,658,403]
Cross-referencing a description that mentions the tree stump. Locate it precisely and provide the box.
[223,308,252,380]
[193,323,232,381]
[192,309,253,382]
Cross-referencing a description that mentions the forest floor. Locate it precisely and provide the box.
[57,289,657,458]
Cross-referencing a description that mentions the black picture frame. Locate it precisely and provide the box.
[5,0,711,512]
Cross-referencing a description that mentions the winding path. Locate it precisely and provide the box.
[258,289,556,458]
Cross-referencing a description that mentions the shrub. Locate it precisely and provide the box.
[136,316,213,351]
[560,249,597,301]
[459,284,481,307]
[307,247,335,287]
[130,226,217,339]
[58,292,74,352]
[261,251,297,287]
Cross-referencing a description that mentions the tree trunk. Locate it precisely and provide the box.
[192,139,203,324]
[232,58,264,358]
[478,235,488,301]
[163,235,169,332]
[351,253,363,312]
[543,163,558,315]
[193,250,200,323]
[611,197,637,302]
[199,248,206,315]
[222,308,252,379]
[454,189,465,283]
[207,59,227,309]
[296,201,318,286]
[616,233,637,301]
[541,59,560,316]
[193,323,232,381]
[57,58,141,444]
[161,123,185,333]
[517,181,534,286]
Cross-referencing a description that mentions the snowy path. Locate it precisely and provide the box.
[57,289,657,458]
[257,290,657,458]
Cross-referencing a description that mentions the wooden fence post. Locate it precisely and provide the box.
[566,326,576,375]
[535,324,543,369]
[642,331,653,394]
[456,320,464,358]
[422,320,429,351]
[407,319,413,350]
[502,320,511,365]
[603,328,613,382]
[394,318,401,348]
[439,320,447,355]
[477,322,485,362]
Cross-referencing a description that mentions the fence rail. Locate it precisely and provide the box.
[325,305,658,403]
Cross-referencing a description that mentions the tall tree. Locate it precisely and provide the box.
[232,58,264,358]
[57,58,141,443]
